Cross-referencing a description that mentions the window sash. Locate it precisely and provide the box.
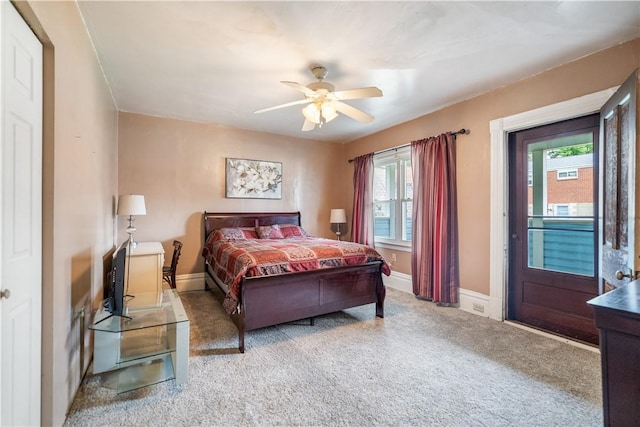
[374,148,411,245]
[557,169,578,180]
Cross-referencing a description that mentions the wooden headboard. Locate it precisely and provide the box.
[203,211,302,240]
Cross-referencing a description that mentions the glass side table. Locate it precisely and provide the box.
[90,289,189,393]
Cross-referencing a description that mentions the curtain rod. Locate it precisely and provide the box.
[347,128,470,163]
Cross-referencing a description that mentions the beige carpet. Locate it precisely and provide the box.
[64,287,602,426]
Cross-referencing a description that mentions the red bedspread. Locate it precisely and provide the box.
[202,234,391,314]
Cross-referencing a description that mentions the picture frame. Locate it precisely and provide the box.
[225,157,283,199]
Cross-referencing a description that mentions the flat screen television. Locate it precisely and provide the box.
[102,244,128,320]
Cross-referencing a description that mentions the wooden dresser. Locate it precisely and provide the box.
[587,280,640,426]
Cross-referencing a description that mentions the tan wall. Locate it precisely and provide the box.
[344,39,640,296]
[117,112,344,276]
[19,2,119,426]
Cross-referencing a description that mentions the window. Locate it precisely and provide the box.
[373,148,412,247]
[555,204,569,216]
[557,169,578,180]
[527,137,595,276]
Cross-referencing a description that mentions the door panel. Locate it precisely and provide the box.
[522,281,596,317]
[0,2,43,426]
[509,114,599,344]
[600,70,638,291]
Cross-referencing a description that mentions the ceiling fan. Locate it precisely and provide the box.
[254,66,383,131]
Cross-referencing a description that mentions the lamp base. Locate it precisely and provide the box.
[127,233,137,249]
[126,216,137,249]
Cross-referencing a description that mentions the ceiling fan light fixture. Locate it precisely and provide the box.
[258,65,382,131]
[302,103,320,124]
[302,101,338,127]
[321,102,338,123]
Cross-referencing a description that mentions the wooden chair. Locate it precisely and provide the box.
[162,240,182,289]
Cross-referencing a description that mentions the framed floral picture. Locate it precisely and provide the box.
[225,158,283,199]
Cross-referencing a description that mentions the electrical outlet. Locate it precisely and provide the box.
[473,303,485,313]
[391,253,397,262]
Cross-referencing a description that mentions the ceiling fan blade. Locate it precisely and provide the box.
[254,98,311,114]
[301,119,316,132]
[334,101,374,123]
[281,81,317,97]
[332,87,382,101]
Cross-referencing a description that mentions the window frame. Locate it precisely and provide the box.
[373,147,412,250]
[554,204,570,216]
[557,168,578,180]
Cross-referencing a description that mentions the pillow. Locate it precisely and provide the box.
[239,227,259,239]
[256,224,285,239]
[278,224,309,238]
[217,227,258,240]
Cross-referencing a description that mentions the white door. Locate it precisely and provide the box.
[600,69,638,292]
[0,2,43,426]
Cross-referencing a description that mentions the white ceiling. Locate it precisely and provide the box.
[76,1,640,143]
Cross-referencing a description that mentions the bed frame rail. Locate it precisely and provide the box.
[205,260,385,353]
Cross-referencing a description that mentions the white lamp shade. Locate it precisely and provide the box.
[117,195,146,216]
[303,102,339,125]
[330,208,347,224]
[302,103,320,124]
[321,102,338,123]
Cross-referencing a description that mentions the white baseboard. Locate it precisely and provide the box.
[175,272,206,292]
[383,270,413,293]
[384,271,497,320]
[459,288,492,317]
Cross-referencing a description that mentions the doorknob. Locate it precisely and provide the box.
[615,269,636,280]
[0,289,10,299]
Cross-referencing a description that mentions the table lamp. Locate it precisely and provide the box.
[330,208,347,241]
[117,194,146,248]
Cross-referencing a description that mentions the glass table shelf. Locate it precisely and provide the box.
[90,289,189,393]
[91,290,188,333]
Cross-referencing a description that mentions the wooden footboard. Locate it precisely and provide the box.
[204,260,385,353]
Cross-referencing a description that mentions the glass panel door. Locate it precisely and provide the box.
[527,137,595,276]
[508,113,599,344]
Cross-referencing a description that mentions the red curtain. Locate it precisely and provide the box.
[411,133,459,304]
[351,153,374,246]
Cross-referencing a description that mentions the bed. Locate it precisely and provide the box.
[201,211,390,352]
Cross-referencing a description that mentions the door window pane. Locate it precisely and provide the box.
[527,137,595,276]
